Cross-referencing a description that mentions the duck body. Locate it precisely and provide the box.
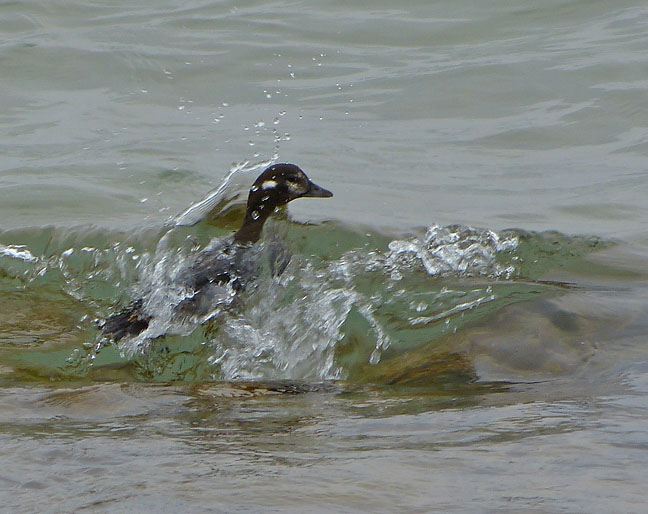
[102,163,332,341]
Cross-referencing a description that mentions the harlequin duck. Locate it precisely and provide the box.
[101,163,332,341]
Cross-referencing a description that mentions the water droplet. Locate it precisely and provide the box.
[251,210,260,220]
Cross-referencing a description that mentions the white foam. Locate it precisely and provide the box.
[0,244,38,263]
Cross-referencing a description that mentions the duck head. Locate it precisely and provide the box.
[234,163,333,244]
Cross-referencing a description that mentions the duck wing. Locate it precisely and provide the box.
[101,299,150,341]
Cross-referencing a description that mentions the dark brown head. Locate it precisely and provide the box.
[234,163,333,244]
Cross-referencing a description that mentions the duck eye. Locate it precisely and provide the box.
[285,177,302,192]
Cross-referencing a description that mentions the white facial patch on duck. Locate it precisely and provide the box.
[261,180,278,190]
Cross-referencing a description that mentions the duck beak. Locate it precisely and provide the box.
[303,180,333,198]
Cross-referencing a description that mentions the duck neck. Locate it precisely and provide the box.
[233,203,275,244]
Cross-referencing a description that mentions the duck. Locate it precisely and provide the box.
[101,163,333,341]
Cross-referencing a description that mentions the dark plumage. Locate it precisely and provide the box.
[102,163,332,341]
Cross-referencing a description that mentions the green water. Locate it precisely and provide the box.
[0,214,609,384]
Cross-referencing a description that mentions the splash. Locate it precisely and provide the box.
[372,224,519,279]
[173,159,277,227]
[111,223,519,380]
[0,218,603,383]
[0,244,38,263]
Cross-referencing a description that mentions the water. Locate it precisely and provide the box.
[2,0,648,511]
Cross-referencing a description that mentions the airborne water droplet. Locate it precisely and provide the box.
[251,210,260,220]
